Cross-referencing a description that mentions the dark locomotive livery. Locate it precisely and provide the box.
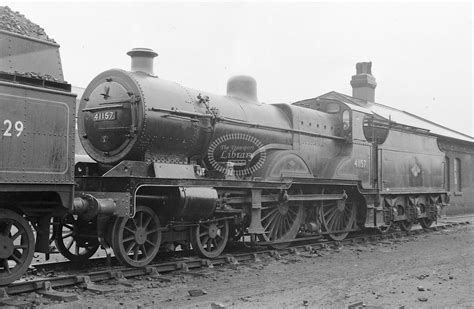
[0,39,448,284]
[71,49,447,267]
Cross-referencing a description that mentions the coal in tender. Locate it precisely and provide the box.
[0,6,56,43]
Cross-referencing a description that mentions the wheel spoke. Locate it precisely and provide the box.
[10,252,22,264]
[123,236,135,242]
[125,241,135,254]
[261,207,278,222]
[263,212,278,230]
[146,228,160,235]
[323,204,336,216]
[61,232,73,240]
[278,216,284,238]
[124,226,136,234]
[191,221,229,258]
[320,192,355,240]
[284,216,291,232]
[274,215,283,239]
[10,230,23,242]
[66,239,75,250]
[287,207,297,217]
[268,214,280,238]
[133,246,139,260]
[325,209,339,227]
[0,210,36,285]
[143,216,152,230]
[335,215,343,231]
[328,215,336,231]
[201,235,210,246]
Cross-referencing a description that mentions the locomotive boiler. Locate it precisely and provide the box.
[72,48,448,270]
[78,48,294,170]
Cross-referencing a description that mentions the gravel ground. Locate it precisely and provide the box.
[25,220,473,309]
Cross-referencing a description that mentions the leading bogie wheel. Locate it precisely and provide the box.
[191,220,229,258]
[54,215,100,262]
[110,205,162,267]
[0,209,35,286]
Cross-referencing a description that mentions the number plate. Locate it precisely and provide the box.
[93,111,116,121]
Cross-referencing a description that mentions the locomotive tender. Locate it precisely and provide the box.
[0,29,76,285]
[72,48,448,268]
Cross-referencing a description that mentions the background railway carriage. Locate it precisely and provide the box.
[0,28,77,285]
[72,49,448,269]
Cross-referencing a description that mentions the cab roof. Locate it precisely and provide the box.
[294,91,474,143]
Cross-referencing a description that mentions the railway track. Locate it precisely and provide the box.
[0,221,470,306]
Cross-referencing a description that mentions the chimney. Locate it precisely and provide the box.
[127,48,158,76]
[226,75,259,103]
[350,62,377,103]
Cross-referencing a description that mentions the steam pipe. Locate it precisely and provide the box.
[72,194,116,222]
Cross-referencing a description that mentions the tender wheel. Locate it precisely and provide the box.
[320,190,356,241]
[419,218,433,229]
[0,209,35,286]
[191,220,229,258]
[398,220,414,232]
[54,215,99,262]
[259,189,304,249]
[376,223,393,234]
[110,206,161,267]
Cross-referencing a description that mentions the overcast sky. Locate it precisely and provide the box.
[6,1,473,136]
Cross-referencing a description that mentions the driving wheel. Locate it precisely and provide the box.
[259,189,304,249]
[320,189,356,241]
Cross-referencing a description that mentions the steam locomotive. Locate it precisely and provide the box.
[0,46,448,285]
[73,48,447,265]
